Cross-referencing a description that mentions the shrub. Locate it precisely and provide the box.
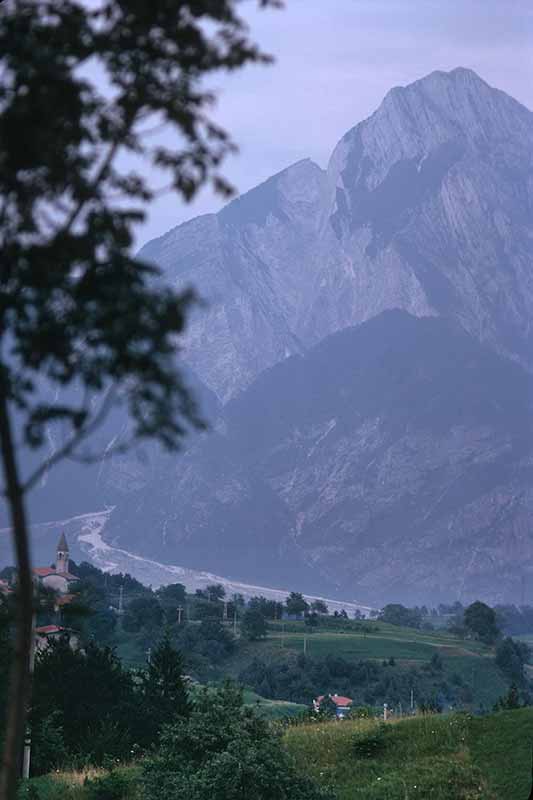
[85,770,136,800]
[18,777,80,800]
[352,706,373,719]
[142,683,333,800]
[352,724,388,758]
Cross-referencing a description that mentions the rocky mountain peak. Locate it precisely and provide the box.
[329,68,533,197]
[137,69,533,404]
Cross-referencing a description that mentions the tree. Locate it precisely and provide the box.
[206,584,226,602]
[240,609,268,641]
[232,594,246,608]
[31,638,140,766]
[0,2,277,793]
[463,601,500,645]
[156,583,187,623]
[141,683,333,800]
[248,596,283,620]
[140,634,190,744]
[285,592,309,618]
[378,604,422,629]
[495,637,530,684]
[122,597,164,634]
[311,600,328,615]
[429,653,443,672]
[496,683,522,710]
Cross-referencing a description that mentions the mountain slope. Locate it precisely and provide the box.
[140,68,533,402]
[105,311,533,605]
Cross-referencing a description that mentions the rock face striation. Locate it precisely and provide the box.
[24,68,533,605]
[139,68,533,403]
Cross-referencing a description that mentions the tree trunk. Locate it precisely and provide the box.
[0,391,33,800]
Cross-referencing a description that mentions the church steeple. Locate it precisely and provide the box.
[56,533,69,574]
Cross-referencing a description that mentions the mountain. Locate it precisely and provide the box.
[140,68,533,402]
[104,311,533,606]
[10,68,533,606]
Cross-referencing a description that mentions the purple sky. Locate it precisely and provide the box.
[134,0,533,247]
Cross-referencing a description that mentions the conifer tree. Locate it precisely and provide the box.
[140,634,190,742]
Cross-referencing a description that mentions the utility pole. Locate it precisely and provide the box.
[147,647,152,664]
[177,606,183,625]
[410,688,414,713]
[383,703,388,722]
[22,613,36,780]
[233,609,238,637]
[281,622,285,649]
[117,584,124,631]
[303,634,307,656]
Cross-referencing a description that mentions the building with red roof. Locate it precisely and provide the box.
[313,693,353,719]
[34,624,79,652]
[32,533,78,595]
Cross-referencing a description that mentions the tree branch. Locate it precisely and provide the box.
[61,110,138,238]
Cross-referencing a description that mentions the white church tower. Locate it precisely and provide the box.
[55,532,70,574]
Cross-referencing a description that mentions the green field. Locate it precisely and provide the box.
[223,619,506,710]
[241,689,306,719]
[262,619,487,659]
[285,708,533,799]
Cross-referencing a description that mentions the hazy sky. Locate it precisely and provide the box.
[135,0,533,247]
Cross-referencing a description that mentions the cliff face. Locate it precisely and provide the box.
[140,68,533,402]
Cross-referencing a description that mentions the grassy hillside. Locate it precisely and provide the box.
[23,709,533,800]
[285,708,533,800]
[225,620,507,710]
[241,689,306,720]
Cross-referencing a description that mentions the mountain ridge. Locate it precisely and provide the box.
[138,67,533,402]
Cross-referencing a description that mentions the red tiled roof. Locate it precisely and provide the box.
[35,625,65,635]
[33,568,78,581]
[316,694,353,707]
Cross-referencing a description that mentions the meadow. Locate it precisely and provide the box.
[21,709,533,800]
[285,708,533,800]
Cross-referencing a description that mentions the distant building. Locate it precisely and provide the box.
[34,625,79,652]
[314,693,353,719]
[32,533,78,595]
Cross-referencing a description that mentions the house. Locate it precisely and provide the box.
[313,693,353,719]
[34,625,79,652]
[33,533,78,595]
